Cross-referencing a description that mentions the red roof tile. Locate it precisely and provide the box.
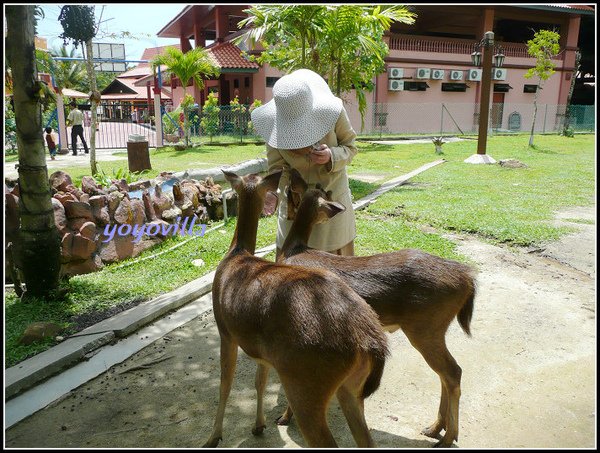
[206,42,259,70]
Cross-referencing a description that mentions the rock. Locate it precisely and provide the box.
[61,255,103,277]
[5,193,20,236]
[64,200,93,220]
[51,197,69,235]
[71,234,97,260]
[61,232,75,263]
[499,159,528,169]
[142,190,157,221]
[114,197,134,225]
[98,234,135,264]
[64,184,86,201]
[54,192,78,206]
[225,192,238,218]
[68,217,91,232]
[10,184,20,197]
[161,206,182,222]
[152,184,172,218]
[79,221,97,241]
[147,219,172,238]
[19,322,63,345]
[79,193,90,204]
[128,179,152,192]
[49,171,73,192]
[107,191,125,219]
[130,198,147,226]
[191,258,205,267]
[115,179,129,192]
[81,176,101,196]
[89,195,111,227]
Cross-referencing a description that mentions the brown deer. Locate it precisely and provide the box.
[272,169,477,448]
[203,169,389,448]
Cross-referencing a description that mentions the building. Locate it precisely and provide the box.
[155,4,595,134]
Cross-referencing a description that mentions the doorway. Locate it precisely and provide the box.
[491,92,505,131]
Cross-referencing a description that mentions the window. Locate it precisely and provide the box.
[244,77,250,88]
[403,81,429,91]
[266,77,280,88]
[524,84,538,93]
[234,79,239,89]
[494,83,513,93]
[441,83,469,92]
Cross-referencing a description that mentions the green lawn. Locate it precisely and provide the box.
[4,133,595,367]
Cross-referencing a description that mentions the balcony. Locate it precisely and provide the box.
[387,34,563,60]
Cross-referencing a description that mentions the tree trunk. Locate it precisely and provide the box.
[6,5,61,299]
[83,40,98,175]
[529,81,541,147]
[562,51,581,135]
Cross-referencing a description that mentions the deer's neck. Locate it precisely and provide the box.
[230,197,260,255]
[281,204,316,258]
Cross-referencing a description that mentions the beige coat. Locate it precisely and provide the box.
[267,108,358,251]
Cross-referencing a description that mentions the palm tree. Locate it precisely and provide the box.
[6,5,61,299]
[151,47,220,147]
[37,45,87,90]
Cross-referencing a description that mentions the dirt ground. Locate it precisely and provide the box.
[5,206,596,449]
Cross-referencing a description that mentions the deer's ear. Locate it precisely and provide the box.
[321,200,346,219]
[260,169,283,193]
[222,170,243,192]
[290,168,308,194]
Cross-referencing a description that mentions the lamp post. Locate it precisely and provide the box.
[465,31,505,164]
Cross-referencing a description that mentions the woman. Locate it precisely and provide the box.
[251,69,358,257]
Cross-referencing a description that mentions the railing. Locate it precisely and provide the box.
[387,34,563,59]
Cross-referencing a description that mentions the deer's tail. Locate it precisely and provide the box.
[457,282,476,337]
[361,343,388,399]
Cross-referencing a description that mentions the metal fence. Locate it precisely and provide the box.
[357,103,595,137]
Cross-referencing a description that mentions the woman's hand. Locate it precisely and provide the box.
[309,144,332,165]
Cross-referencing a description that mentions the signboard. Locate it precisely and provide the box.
[92,42,127,72]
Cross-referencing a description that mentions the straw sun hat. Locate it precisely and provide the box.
[251,69,343,150]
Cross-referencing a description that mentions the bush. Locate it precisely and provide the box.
[201,92,220,143]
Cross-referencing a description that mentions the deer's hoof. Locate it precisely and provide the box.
[252,425,266,436]
[202,436,222,448]
[274,415,290,426]
[421,425,443,439]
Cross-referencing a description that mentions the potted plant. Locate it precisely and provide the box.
[432,136,446,154]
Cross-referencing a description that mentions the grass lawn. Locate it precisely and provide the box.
[4,133,595,367]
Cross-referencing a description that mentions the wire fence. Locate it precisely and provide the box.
[355,103,595,137]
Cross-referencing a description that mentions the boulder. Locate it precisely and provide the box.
[161,206,182,222]
[81,175,102,196]
[54,192,78,206]
[142,190,157,221]
[19,322,63,345]
[114,197,134,225]
[107,191,125,219]
[64,200,93,220]
[61,255,103,277]
[51,197,69,235]
[49,171,73,192]
[128,179,152,192]
[89,195,111,227]
[130,198,147,226]
[71,234,97,261]
[79,221,97,241]
[61,232,75,263]
[98,234,135,264]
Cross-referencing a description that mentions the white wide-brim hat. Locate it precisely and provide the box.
[251,69,343,150]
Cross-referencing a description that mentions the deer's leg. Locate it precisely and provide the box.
[404,329,462,448]
[278,375,338,447]
[275,405,294,426]
[252,362,270,435]
[203,337,239,448]
[336,358,376,448]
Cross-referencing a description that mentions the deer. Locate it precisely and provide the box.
[203,169,389,448]
[270,168,477,448]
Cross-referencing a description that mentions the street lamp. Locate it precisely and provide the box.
[465,31,505,164]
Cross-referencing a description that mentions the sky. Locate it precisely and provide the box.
[36,4,189,62]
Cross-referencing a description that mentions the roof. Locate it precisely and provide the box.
[59,88,89,99]
[519,4,595,15]
[206,42,259,71]
[100,78,172,101]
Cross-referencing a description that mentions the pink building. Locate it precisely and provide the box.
[155,4,595,134]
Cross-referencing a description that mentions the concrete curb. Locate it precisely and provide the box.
[4,160,443,405]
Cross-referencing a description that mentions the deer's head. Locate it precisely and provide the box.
[286,168,345,224]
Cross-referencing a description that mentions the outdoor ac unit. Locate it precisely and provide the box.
[466,69,482,81]
[416,68,431,79]
[431,69,445,80]
[388,79,404,91]
[493,68,507,80]
[450,70,464,81]
[388,67,404,79]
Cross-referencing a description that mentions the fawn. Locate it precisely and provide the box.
[272,169,477,448]
[203,169,389,448]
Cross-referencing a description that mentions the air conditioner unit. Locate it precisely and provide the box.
[449,70,464,81]
[416,68,431,79]
[388,79,404,91]
[431,69,445,80]
[388,67,404,79]
[466,69,482,81]
[493,68,507,80]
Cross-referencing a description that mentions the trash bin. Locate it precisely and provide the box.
[127,134,151,173]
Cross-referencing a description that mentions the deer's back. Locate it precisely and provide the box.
[213,252,388,366]
[286,248,476,322]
